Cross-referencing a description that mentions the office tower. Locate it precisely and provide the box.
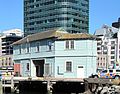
[24,0,89,36]
[112,17,120,29]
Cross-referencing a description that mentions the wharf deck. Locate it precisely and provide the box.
[84,78,120,85]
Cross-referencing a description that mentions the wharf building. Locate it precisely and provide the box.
[94,25,120,70]
[24,0,89,36]
[13,29,97,78]
[0,29,23,76]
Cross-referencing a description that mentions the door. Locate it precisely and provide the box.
[77,66,85,78]
[36,66,40,77]
[33,60,44,77]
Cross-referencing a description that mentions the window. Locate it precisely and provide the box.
[27,63,29,71]
[109,70,113,73]
[2,62,3,66]
[2,59,4,66]
[111,46,115,49]
[111,41,115,44]
[111,61,114,64]
[97,47,101,50]
[97,57,99,60]
[48,42,52,51]
[19,45,21,54]
[71,40,74,49]
[116,70,120,72]
[66,61,72,72]
[26,43,30,53]
[111,56,114,59]
[97,42,101,46]
[45,64,50,75]
[36,42,40,52]
[102,70,107,73]
[111,51,115,54]
[66,40,69,49]
[65,40,74,49]
[97,52,101,54]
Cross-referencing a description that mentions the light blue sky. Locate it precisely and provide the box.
[0,0,120,34]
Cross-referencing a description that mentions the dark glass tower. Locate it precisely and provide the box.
[24,0,89,36]
[112,18,120,28]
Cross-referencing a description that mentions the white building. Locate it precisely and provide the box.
[94,25,120,70]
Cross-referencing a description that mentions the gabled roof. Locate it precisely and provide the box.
[12,29,95,45]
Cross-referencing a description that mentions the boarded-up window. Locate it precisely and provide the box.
[45,64,50,75]
[66,61,72,72]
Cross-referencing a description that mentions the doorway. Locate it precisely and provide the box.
[77,65,85,78]
[33,60,44,77]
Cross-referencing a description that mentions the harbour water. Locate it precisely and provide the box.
[3,92,71,94]
[3,92,48,94]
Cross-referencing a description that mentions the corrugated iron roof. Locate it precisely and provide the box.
[12,29,95,45]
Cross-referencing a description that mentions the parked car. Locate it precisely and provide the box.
[91,69,120,79]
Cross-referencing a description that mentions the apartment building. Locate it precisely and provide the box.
[0,29,23,76]
[95,25,120,70]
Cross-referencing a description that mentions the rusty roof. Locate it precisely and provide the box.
[12,29,95,45]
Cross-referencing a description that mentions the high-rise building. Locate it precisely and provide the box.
[24,0,89,36]
[112,17,120,29]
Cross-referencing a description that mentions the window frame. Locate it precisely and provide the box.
[65,61,72,72]
[65,40,75,50]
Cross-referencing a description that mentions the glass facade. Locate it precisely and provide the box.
[24,0,89,36]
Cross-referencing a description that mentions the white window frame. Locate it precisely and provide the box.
[65,40,75,50]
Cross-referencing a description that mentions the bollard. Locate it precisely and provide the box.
[0,81,3,94]
[11,75,15,93]
[47,80,52,94]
